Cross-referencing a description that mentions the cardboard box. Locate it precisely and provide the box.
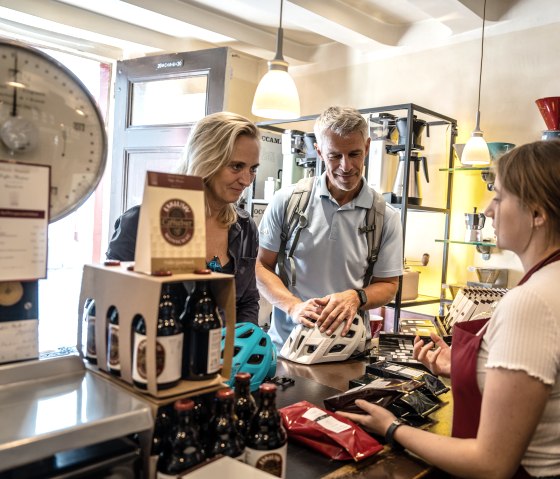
[134,172,207,275]
[78,262,235,399]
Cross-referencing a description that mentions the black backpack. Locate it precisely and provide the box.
[277,176,386,288]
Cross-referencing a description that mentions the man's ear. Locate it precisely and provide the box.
[315,143,324,162]
[365,137,371,157]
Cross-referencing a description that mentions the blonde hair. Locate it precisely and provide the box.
[496,140,560,245]
[177,112,259,227]
[313,106,368,149]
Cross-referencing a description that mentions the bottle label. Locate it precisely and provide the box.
[245,444,287,478]
[132,332,147,386]
[157,473,178,479]
[132,332,183,385]
[86,314,96,359]
[107,323,120,371]
[207,328,222,374]
[156,334,183,384]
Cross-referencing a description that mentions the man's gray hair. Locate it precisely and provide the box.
[313,106,368,148]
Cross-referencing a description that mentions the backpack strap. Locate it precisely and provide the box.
[359,191,386,287]
[277,177,315,288]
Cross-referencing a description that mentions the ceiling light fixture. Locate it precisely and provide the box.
[461,0,491,166]
[251,0,300,120]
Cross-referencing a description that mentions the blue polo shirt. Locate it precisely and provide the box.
[259,173,403,350]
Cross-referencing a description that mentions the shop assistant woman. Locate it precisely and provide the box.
[106,112,261,325]
[339,140,560,479]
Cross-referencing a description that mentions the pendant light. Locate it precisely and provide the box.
[251,0,301,120]
[461,0,491,166]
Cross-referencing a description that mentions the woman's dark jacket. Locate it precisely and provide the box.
[106,205,260,325]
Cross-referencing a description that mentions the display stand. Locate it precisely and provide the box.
[258,104,458,332]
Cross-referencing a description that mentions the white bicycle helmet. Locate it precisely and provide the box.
[280,314,367,364]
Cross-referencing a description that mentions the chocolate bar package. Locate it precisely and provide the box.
[348,372,381,389]
[323,376,423,414]
[367,360,449,398]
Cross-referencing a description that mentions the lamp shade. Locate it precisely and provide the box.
[461,133,491,166]
[251,68,300,120]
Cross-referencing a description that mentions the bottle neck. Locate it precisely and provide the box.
[216,397,234,416]
[259,393,276,411]
[236,381,251,397]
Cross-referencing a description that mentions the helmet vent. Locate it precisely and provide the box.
[233,346,241,356]
[238,328,254,339]
[352,315,359,325]
[259,337,267,347]
[328,344,346,353]
[306,345,317,353]
[346,330,355,338]
[296,336,304,351]
[248,354,264,364]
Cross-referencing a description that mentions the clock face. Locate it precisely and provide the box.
[0,41,107,222]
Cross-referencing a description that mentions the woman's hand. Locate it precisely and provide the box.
[336,399,396,436]
[413,333,451,377]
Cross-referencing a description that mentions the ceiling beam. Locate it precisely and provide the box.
[124,0,318,62]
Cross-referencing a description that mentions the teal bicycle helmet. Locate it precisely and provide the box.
[221,322,277,392]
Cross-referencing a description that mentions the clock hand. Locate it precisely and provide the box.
[10,54,18,117]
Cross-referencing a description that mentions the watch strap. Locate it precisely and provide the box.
[385,419,405,451]
[354,288,367,308]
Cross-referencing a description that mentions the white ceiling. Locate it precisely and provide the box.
[0,0,559,67]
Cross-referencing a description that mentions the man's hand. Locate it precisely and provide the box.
[413,333,451,377]
[313,290,360,336]
[289,298,324,328]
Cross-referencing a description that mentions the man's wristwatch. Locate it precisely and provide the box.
[354,288,367,308]
[385,418,406,451]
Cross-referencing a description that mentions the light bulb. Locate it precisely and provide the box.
[461,133,491,166]
[252,69,300,120]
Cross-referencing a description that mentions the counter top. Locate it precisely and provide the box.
[275,358,453,478]
[0,355,153,472]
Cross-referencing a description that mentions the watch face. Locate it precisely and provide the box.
[0,40,107,222]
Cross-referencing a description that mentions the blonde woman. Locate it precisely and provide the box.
[107,112,261,324]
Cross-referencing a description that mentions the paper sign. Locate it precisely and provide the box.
[0,161,49,281]
[0,280,39,364]
[134,171,206,274]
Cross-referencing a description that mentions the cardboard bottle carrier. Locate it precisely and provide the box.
[78,262,235,399]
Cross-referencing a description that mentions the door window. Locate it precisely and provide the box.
[130,75,208,126]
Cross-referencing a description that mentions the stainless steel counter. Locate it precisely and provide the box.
[0,355,153,472]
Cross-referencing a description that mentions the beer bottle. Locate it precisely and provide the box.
[83,299,97,364]
[157,398,204,478]
[245,383,287,478]
[181,281,223,380]
[192,394,212,457]
[151,404,173,475]
[207,388,245,461]
[234,372,257,444]
[106,306,120,376]
[132,283,183,390]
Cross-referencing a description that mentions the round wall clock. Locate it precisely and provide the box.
[0,40,107,222]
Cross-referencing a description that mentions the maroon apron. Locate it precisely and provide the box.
[450,248,560,479]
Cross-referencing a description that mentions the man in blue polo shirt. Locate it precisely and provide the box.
[257,106,403,351]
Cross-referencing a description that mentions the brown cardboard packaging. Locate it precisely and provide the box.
[78,262,234,399]
[134,172,207,275]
